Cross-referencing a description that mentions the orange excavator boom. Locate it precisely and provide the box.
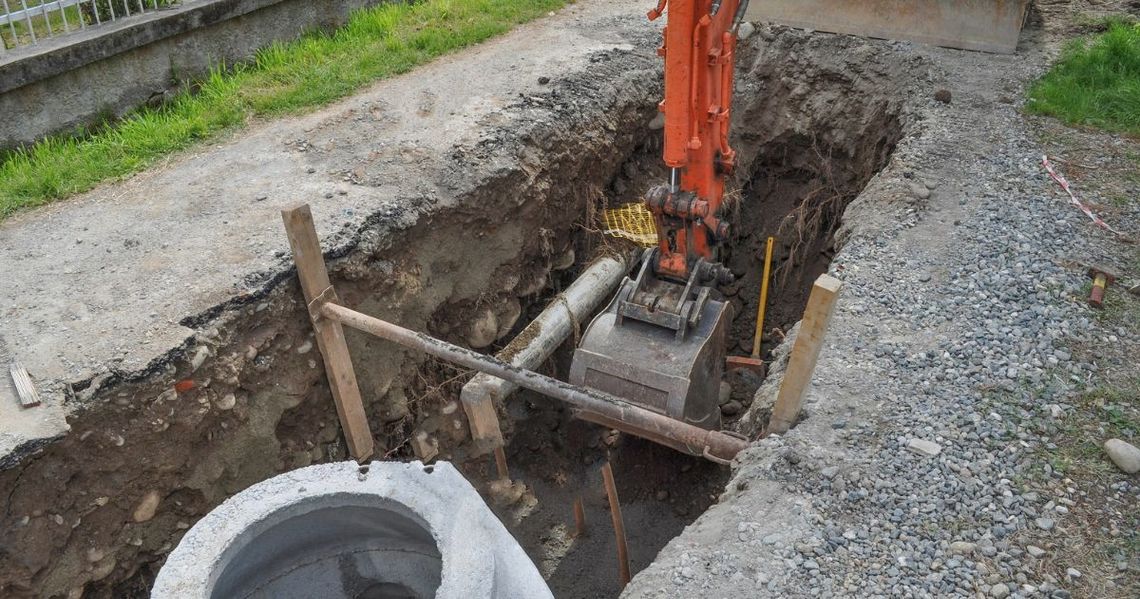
[569,1,749,434]
[648,0,745,280]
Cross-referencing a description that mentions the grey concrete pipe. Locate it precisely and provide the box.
[152,461,551,599]
[460,253,630,422]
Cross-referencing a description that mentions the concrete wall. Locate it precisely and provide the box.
[745,0,1031,54]
[0,0,387,149]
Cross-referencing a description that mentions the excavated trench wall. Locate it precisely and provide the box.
[725,32,905,356]
[0,26,911,598]
[0,45,662,598]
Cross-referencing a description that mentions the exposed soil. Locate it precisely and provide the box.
[452,23,909,598]
[722,123,901,359]
[0,3,911,597]
[0,18,665,596]
[625,2,1140,598]
[459,386,726,598]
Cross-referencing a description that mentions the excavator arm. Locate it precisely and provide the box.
[648,0,747,280]
[569,1,749,434]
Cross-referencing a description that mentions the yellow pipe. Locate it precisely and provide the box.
[751,236,775,359]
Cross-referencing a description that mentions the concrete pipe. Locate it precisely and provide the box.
[462,252,633,406]
[461,252,631,449]
[152,461,551,599]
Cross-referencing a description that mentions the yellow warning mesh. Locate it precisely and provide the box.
[602,203,658,247]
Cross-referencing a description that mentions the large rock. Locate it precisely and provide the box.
[905,438,942,457]
[132,490,162,523]
[949,541,976,555]
[466,307,499,349]
[1104,438,1140,474]
[494,297,522,340]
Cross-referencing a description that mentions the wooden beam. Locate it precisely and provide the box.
[281,204,374,462]
[9,362,41,408]
[411,430,439,462]
[767,274,843,435]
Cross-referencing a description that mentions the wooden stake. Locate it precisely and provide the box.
[768,273,843,435]
[572,496,587,537]
[461,382,506,452]
[752,236,776,358]
[601,461,631,588]
[494,446,510,480]
[281,205,374,462]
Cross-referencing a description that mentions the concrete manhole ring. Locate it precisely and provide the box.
[152,461,551,599]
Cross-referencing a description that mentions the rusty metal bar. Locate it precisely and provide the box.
[602,462,631,588]
[317,302,749,463]
[572,496,586,537]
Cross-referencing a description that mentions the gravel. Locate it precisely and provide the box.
[625,11,1139,599]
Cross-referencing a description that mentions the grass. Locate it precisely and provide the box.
[0,0,568,216]
[1030,272,1140,596]
[1026,20,1140,136]
[1050,379,1139,475]
[1013,370,1140,598]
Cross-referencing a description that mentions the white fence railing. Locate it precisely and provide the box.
[1,0,180,53]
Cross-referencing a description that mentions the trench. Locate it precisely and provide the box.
[0,29,907,599]
[459,76,902,599]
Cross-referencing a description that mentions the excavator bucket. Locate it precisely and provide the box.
[569,277,731,432]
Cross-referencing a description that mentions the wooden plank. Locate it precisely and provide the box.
[281,204,374,462]
[745,0,1030,54]
[9,362,41,408]
[767,273,842,435]
[410,430,439,462]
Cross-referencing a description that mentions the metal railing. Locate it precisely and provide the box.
[1,0,180,53]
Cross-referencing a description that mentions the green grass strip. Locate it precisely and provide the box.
[0,0,567,216]
[1026,20,1140,137]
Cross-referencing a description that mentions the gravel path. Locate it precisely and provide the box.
[625,5,1139,599]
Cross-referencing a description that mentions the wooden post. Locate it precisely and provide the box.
[493,446,511,480]
[282,205,374,462]
[460,379,506,452]
[602,461,631,588]
[767,273,843,435]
